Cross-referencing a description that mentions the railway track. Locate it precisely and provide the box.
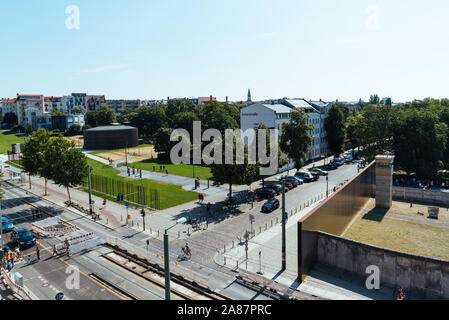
[89,273,138,300]
[106,243,232,301]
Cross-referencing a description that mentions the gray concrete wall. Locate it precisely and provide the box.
[393,187,449,207]
[316,232,449,299]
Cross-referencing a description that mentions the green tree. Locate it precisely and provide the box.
[154,127,175,159]
[200,101,239,135]
[85,110,98,127]
[211,138,259,201]
[21,129,51,191]
[3,112,18,127]
[50,110,64,116]
[71,106,86,115]
[279,108,314,169]
[64,124,83,137]
[369,94,380,104]
[96,105,116,126]
[48,137,88,202]
[324,104,346,157]
[393,109,447,178]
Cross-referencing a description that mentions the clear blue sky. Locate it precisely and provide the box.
[1,0,449,102]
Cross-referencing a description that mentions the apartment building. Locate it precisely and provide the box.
[63,93,88,113]
[1,98,17,115]
[106,99,143,115]
[87,95,106,111]
[44,96,64,113]
[240,98,333,161]
[16,94,45,124]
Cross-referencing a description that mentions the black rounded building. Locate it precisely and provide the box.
[83,124,139,150]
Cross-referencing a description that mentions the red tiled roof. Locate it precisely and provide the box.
[199,97,216,102]
[2,99,16,103]
[17,94,43,101]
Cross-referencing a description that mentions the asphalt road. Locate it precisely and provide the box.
[0,182,276,300]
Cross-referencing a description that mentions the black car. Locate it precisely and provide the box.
[266,184,281,195]
[261,199,280,213]
[325,162,338,170]
[10,229,36,249]
[255,188,276,200]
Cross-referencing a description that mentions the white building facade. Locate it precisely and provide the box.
[240,99,332,162]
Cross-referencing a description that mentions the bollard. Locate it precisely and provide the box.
[259,226,261,234]
[232,240,234,248]
[224,245,226,253]
[150,227,152,234]
[265,223,267,231]
[224,257,226,265]
[132,220,134,227]
[236,260,239,270]
[158,230,160,237]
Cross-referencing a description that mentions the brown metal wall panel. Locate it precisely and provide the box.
[298,161,376,279]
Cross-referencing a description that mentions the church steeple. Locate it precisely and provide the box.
[247,89,252,104]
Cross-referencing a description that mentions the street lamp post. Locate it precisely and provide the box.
[281,178,286,271]
[164,217,187,300]
[140,163,145,231]
[87,165,93,216]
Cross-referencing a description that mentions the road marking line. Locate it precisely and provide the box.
[35,241,123,299]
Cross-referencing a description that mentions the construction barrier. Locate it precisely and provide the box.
[59,232,95,248]
[31,220,78,238]
[0,268,33,300]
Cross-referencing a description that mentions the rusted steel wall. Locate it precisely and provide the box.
[298,161,376,280]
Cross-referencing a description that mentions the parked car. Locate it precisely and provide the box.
[254,188,276,200]
[334,157,345,166]
[266,184,281,195]
[285,181,294,190]
[286,176,304,185]
[1,217,14,233]
[268,184,289,194]
[261,199,280,213]
[344,153,353,163]
[310,168,328,176]
[10,229,36,249]
[295,171,315,183]
[325,162,338,170]
[285,177,299,187]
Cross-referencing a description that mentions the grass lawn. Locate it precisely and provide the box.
[343,201,449,261]
[86,158,198,209]
[129,160,213,181]
[0,131,25,154]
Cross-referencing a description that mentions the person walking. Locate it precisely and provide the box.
[65,238,71,257]
[27,255,32,265]
[14,246,20,261]
[53,244,58,256]
[397,287,405,300]
[36,247,40,261]
[206,202,211,216]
